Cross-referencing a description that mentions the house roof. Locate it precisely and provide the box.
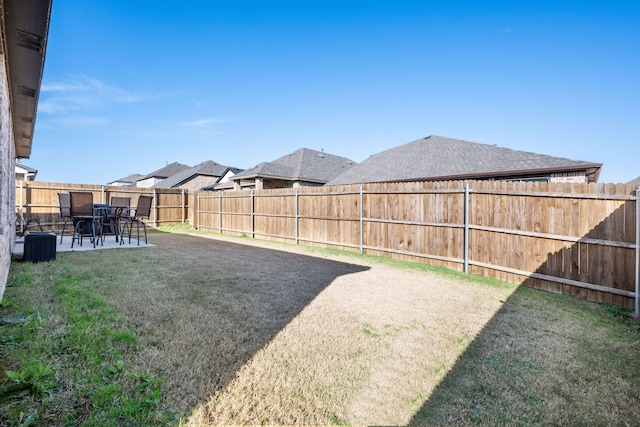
[231,148,356,184]
[109,173,145,185]
[140,162,191,180]
[15,162,37,174]
[627,176,640,185]
[327,135,602,185]
[152,160,238,188]
[201,180,235,191]
[2,0,53,158]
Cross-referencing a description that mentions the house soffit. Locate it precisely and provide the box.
[1,0,52,158]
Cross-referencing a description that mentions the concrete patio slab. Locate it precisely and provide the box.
[12,234,154,257]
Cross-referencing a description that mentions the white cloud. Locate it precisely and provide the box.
[37,75,162,115]
[41,81,92,92]
[178,117,233,127]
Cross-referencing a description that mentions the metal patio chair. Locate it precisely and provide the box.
[120,195,153,245]
[69,191,103,248]
[57,193,72,243]
[102,196,131,242]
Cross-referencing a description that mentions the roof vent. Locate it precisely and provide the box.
[16,29,43,53]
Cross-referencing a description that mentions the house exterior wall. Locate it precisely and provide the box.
[472,171,590,184]
[174,175,220,192]
[550,171,588,183]
[262,179,324,189]
[136,177,162,188]
[231,178,327,190]
[107,181,136,187]
[219,169,237,183]
[0,52,16,301]
[293,180,324,188]
[15,165,36,181]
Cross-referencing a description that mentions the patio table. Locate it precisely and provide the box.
[93,203,129,243]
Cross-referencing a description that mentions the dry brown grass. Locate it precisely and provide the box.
[64,231,515,424]
[186,258,510,426]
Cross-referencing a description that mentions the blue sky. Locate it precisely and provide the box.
[31,0,639,184]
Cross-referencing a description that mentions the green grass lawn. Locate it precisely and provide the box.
[1,230,639,426]
[1,261,173,426]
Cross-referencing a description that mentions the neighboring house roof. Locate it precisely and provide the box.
[152,160,240,188]
[141,162,191,180]
[15,162,38,181]
[200,167,244,190]
[16,162,37,174]
[628,176,640,185]
[231,148,357,184]
[201,180,236,191]
[108,173,145,185]
[327,135,602,185]
[223,167,243,177]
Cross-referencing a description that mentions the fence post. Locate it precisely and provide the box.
[359,185,364,254]
[218,192,222,233]
[635,186,639,317]
[181,189,185,223]
[153,189,158,227]
[464,184,470,273]
[196,192,200,230]
[251,191,255,238]
[295,189,299,245]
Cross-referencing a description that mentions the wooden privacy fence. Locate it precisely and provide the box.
[15,181,187,233]
[195,181,640,313]
[15,180,640,313]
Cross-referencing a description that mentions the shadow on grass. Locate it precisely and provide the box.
[407,285,545,426]
[408,282,640,426]
[71,231,370,415]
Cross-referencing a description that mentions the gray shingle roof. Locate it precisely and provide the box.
[141,162,191,180]
[152,160,236,188]
[110,173,145,184]
[327,135,602,185]
[231,148,356,183]
[627,176,640,185]
[16,162,37,173]
[201,180,236,191]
